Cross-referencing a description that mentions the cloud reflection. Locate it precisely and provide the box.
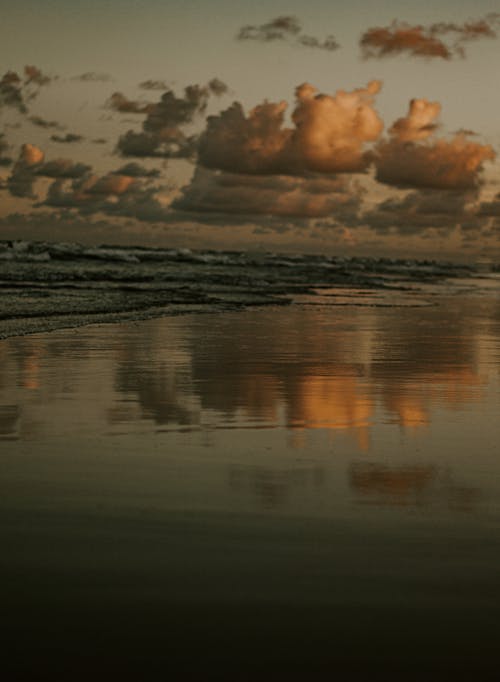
[229,464,325,509]
[349,462,481,511]
[0,302,491,443]
[0,300,495,513]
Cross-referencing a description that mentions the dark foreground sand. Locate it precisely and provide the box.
[1,298,499,680]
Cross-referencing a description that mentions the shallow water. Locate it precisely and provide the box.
[1,289,500,679]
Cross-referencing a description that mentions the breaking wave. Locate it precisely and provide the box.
[1,240,498,338]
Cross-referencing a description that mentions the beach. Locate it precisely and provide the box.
[1,279,500,679]
[3,2,500,677]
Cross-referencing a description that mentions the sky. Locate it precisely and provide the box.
[1,0,500,259]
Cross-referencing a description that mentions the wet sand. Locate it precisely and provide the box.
[1,294,500,679]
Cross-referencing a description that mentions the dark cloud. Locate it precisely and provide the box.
[139,80,169,91]
[198,81,383,175]
[112,162,161,178]
[92,138,108,145]
[237,15,339,51]
[0,70,26,113]
[109,80,227,119]
[374,100,495,190]
[174,167,364,221]
[360,14,500,60]
[143,84,213,129]
[1,71,21,86]
[360,190,477,235]
[116,82,224,159]
[6,144,45,197]
[477,193,500,217]
[1,65,56,114]
[29,115,61,129]
[36,159,91,179]
[51,133,85,144]
[0,133,13,166]
[42,172,140,208]
[107,92,154,115]
[116,130,198,159]
[72,72,113,83]
[38,165,171,224]
[6,144,90,198]
[0,211,136,244]
[207,78,229,96]
[238,15,301,41]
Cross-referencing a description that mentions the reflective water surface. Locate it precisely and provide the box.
[1,289,500,679]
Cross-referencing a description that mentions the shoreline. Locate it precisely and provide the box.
[2,239,491,341]
[0,298,291,341]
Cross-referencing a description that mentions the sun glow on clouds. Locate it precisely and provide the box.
[1,5,500,256]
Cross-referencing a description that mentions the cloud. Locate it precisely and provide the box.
[139,80,169,91]
[36,159,91,179]
[107,92,154,114]
[0,70,26,113]
[29,115,61,129]
[112,162,161,178]
[72,72,113,82]
[0,211,138,244]
[51,133,85,144]
[198,81,383,175]
[116,129,198,158]
[374,100,495,190]
[0,133,13,167]
[237,15,339,51]
[360,15,500,60]
[115,82,226,159]
[1,65,56,114]
[207,77,229,97]
[18,144,44,166]
[24,65,53,87]
[477,193,500,217]
[42,169,141,207]
[360,189,478,235]
[174,167,364,221]
[37,162,171,224]
[43,178,170,224]
[238,15,301,40]
[6,143,45,197]
[6,144,90,197]
[387,98,441,142]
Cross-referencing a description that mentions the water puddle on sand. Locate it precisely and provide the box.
[1,290,500,677]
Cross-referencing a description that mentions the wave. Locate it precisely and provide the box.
[0,239,497,339]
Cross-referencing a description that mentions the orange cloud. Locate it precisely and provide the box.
[375,100,495,190]
[24,65,52,87]
[360,15,500,60]
[20,143,44,166]
[198,81,383,175]
[7,144,45,197]
[286,374,373,451]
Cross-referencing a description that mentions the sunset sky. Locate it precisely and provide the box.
[1,0,500,258]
